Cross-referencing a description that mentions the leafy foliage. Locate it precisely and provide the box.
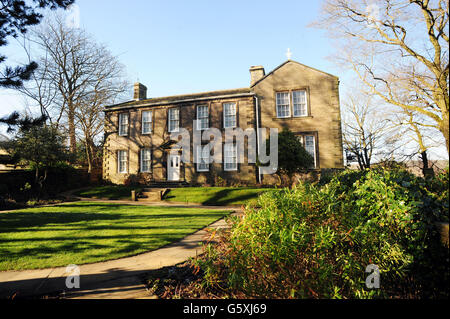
[198,168,449,298]
[1,124,68,170]
[263,128,314,187]
[276,128,314,175]
[0,111,47,133]
[0,124,70,200]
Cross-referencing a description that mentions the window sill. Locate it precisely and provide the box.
[272,116,313,120]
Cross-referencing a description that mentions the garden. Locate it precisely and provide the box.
[145,168,449,299]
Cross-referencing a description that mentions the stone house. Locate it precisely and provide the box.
[102,60,344,185]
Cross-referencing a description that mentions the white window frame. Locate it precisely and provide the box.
[196,105,209,130]
[223,103,237,128]
[276,92,291,118]
[196,145,210,172]
[140,148,151,173]
[117,150,128,173]
[304,135,317,168]
[118,113,129,136]
[168,108,179,133]
[142,111,152,134]
[292,90,308,117]
[224,143,237,171]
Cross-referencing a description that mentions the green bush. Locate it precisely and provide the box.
[199,168,449,298]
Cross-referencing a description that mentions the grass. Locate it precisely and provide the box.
[75,185,279,206]
[0,202,230,271]
[74,185,142,200]
[163,187,280,206]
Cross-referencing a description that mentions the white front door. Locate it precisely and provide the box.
[167,154,180,181]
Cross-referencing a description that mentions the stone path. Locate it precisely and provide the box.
[0,197,240,299]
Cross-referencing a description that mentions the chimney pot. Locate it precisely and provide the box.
[134,82,147,101]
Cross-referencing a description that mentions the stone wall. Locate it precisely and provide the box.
[103,96,258,185]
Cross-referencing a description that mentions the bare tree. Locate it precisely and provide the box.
[388,107,444,176]
[343,93,388,169]
[74,62,128,172]
[313,0,449,153]
[16,35,62,126]
[16,13,129,171]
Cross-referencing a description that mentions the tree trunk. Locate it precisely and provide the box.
[357,153,364,170]
[440,114,449,155]
[35,166,39,185]
[68,104,76,154]
[84,138,92,173]
[363,147,370,169]
[420,150,434,178]
[89,139,96,170]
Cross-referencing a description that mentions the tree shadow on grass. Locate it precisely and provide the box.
[0,205,229,272]
[0,210,228,232]
[202,189,263,206]
[0,228,211,272]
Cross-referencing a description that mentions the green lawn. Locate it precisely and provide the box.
[0,202,229,271]
[74,185,142,200]
[75,185,279,206]
[163,187,279,206]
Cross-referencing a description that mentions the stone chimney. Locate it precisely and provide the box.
[133,82,147,101]
[249,65,265,86]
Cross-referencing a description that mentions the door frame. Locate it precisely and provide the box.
[167,153,181,181]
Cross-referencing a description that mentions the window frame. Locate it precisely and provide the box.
[292,90,308,117]
[117,150,128,173]
[297,133,318,168]
[223,143,237,171]
[196,145,210,172]
[141,110,152,134]
[168,108,180,133]
[275,89,310,119]
[118,113,129,136]
[276,91,291,118]
[304,135,316,168]
[140,148,151,173]
[196,105,209,131]
[223,102,237,129]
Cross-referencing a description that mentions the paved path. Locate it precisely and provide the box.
[0,197,241,299]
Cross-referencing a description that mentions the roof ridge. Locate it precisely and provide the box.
[106,87,252,109]
[144,87,250,101]
[250,59,339,87]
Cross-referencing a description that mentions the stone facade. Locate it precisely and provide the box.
[251,60,344,184]
[103,60,344,185]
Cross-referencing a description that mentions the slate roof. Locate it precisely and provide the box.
[105,87,253,111]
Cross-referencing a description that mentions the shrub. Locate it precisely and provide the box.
[199,168,449,298]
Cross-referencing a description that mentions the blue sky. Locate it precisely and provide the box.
[0,0,346,107]
[73,0,342,96]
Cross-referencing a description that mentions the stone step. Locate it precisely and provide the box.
[138,188,168,201]
[145,181,190,188]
